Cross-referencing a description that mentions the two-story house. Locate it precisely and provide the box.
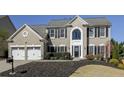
[7,16,111,60]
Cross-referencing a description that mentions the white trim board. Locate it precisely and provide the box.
[10,45,41,47]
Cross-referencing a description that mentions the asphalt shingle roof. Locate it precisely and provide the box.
[28,16,111,39]
[48,17,111,26]
[29,25,48,38]
[48,19,70,27]
[84,17,111,26]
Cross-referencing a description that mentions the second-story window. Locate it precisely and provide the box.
[49,29,55,38]
[72,29,81,40]
[60,29,65,37]
[100,27,105,37]
[89,28,95,38]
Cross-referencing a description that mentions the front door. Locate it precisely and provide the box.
[74,46,79,57]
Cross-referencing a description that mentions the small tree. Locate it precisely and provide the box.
[111,38,119,59]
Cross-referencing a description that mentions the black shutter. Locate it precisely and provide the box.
[72,46,73,56]
[98,27,100,37]
[65,28,67,38]
[65,46,67,52]
[94,46,96,55]
[98,46,100,54]
[47,46,49,52]
[58,29,60,38]
[55,29,57,38]
[106,27,108,37]
[95,27,97,37]
[87,28,89,37]
[87,46,89,55]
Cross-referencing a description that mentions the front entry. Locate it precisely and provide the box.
[74,46,80,57]
[72,45,81,58]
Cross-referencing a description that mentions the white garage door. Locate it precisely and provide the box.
[12,47,25,60]
[27,47,41,60]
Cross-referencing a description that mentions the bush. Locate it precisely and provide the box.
[44,52,72,60]
[109,59,119,66]
[94,54,104,61]
[117,63,124,69]
[86,54,95,60]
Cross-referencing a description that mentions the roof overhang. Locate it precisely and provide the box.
[7,24,44,42]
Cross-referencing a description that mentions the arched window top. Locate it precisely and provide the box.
[72,29,81,40]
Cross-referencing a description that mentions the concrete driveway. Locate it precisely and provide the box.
[0,59,30,73]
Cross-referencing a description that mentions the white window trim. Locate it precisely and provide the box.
[99,27,106,38]
[70,26,83,58]
[99,44,105,57]
[89,27,95,38]
[59,45,66,52]
[49,29,55,39]
[60,28,65,38]
[89,44,95,55]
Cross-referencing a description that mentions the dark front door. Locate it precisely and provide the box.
[74,46,79,57]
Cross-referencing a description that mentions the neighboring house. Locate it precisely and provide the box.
[7,16,111,60]
[0,16,16,57]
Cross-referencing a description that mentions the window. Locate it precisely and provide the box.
[100,27,105,37]
[89,28,95,38]
[48,45,67,53]
[58,46,67,52]
[60,29,65,37]
[89,45,95,55]
[72,29,81,40]
[48,29,55,38]
[60,46,65,52]
[48,46,55,52]
[99,45,105,55]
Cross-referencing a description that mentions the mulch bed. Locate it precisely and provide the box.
[0,60,117,77]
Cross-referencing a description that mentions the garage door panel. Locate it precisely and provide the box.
[27,47,41,60]
[12,47,25,60]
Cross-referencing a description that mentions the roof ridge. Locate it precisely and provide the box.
[84,16,107,19]
[29,24,48,26]
[49,18,72,21]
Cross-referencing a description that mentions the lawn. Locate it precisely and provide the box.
[0,60,123,77]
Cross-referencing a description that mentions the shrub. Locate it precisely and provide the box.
[94,54,101,60]
[94,54,104,61]
[44,52,71,60]
[109,59,119,66]
[50,57,57,60]
[86,54,95,60]
[117,63,124,69]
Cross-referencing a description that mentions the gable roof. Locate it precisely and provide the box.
[7,24,45,41]
[29,25,47,38]
[48,16,111,27]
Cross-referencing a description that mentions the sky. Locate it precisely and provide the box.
[9,15,124,43]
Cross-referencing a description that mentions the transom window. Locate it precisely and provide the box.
[72,29,81,40]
